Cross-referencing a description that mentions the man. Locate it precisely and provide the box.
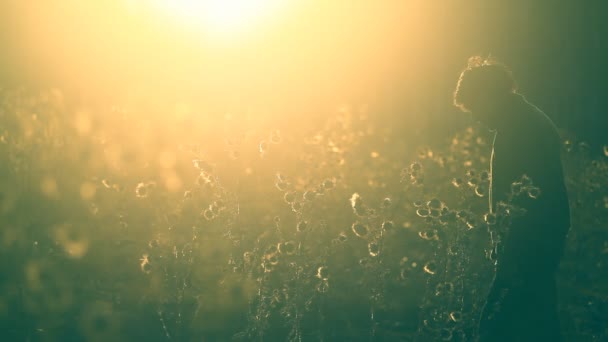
[453,56,571,341]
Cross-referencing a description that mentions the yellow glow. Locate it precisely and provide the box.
[155,0,286,36]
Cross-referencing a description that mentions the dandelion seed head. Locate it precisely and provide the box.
[278,241,296,255]
[351,222,369,238]
[202,208,215,221]
[259,140,268,154]
[262,261,274,273]
[197,171,213,186]
[368,242,380,257]
[451,178,464,188]
[416,208,430,217]
[316,280,329,293]
[427,198,442,210]
[283,192,296,204]
[135,182,148,198]
[148,239,159,248]
[266,254,279,266]
[418,230,439,241]
[440,210,457,224]
[467,178,479,187]
[275,173,286,182]
[296,221,308,232]
[381,220,394,231]
[511,182,523,195]
[382,197,392,208]
[141,262,152,274]
[316,266,329,280]
[275,181,288,191]
[291,201,302,213]
[322,178,335,190]
[449,311,462,322]
[475,185,487,197]
[140,254,151,274]
[527,187,541,199]
[480,170,490,182]
[208,203,219,216]
[350,192,367,215]
[350,193,362,209]
[243,251,254,264]
[423,261,437,275]
[456,210,469,219]
[265,244,278,255]
[520,174,532,186]
[484,213,497,225]
[101,179,112,188]
[303,190,316,201]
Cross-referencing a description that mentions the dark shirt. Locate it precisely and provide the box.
[478,94,570,341]
[490,93,571,280]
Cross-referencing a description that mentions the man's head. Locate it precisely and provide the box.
[453,56,518,127]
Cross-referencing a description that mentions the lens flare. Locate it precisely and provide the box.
[155,0,286,37]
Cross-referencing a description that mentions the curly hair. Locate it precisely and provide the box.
[453,56,518,112]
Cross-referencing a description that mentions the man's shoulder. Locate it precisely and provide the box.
[496,96,562,158]
[518,95,562,145]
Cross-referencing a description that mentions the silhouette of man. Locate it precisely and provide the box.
[453,56,571,342]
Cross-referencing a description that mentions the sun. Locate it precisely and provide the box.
[155,0,286,36]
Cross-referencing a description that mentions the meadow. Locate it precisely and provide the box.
[0,88,606,341]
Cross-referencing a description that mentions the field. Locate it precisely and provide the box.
[0,88,606,341]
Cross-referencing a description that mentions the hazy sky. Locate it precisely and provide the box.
[0,1,605,143]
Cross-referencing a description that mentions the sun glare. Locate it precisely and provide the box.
[155,0,286,36]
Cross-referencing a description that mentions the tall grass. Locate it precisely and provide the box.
[0,89,605,341]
